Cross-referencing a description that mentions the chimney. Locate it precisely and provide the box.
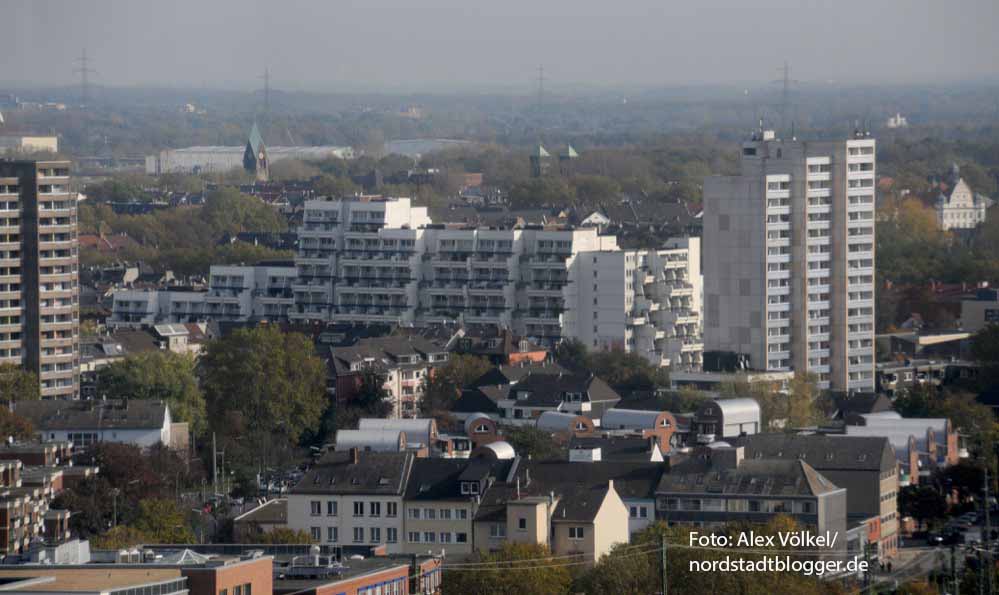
[525,468,531,487]
[350,447,360,465]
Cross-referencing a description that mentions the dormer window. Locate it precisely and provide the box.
[574,422,587,431]
[565,392,583,403]
[517,391,530,401]
[474,424,490,434]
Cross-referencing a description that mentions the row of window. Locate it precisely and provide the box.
[407,531,468,544]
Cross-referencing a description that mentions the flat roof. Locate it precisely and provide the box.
[0,568,182,592]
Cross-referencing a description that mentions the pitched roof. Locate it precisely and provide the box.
[470,362,566,387]
[14,399,169,431]
[552,484,610,523]
[734,433,895,472]
[404,459,471,500]
[248,122,265,154]
[292,451,413,496]
[568,436,664,463]
[505,372,621,407]
[656,459,840,497]
[475,460,663,522]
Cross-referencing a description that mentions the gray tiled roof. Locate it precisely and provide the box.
[14,399,168,431]
[292,451,413,496]
[657,459,840,497]
[734,434,895,473]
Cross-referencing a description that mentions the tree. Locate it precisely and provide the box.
[313,174,359,198]
[199,187,287,237]
[200,326,326,466]
[0,363,39,406]
[899,485,947,530]
[0,408,34,441]
[91,525,147,550]
[132,498,197,544]
[420,354,492,417]
[577,518,840,595]
[96,351,207,435]
[443,543,571,595]
[935,461,985,503]
[553,339,589,372]
[504,426,564,460]
[971,324,999,388]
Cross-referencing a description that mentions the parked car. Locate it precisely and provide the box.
[927,533,944,546]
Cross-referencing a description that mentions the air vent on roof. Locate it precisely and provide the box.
[379,478,390,486]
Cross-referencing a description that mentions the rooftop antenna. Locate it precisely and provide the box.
[74,48,97,108]
[771,61,798,138]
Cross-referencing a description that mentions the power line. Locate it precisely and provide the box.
[259,67,271,114]
[536,65,545,110]
[771,61,798,137]
[73,48,97,108]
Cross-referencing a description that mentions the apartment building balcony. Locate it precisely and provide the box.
[524,283,565,297]
[467,282,510,296]
[627,314,647,326]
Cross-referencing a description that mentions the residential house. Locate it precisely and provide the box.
[328,337,450,417]
[656,445,847,544]
[287,450,413,554]
[496,372,621,425]
[14,399,183,450]
[735,433,900,558]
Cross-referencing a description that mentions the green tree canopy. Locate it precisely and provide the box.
[420,354,492,417]
[443,543,571,595]
[504,425,564,460]
[200,326,326,465]
[0,363,40,406]
[96,351,207,435]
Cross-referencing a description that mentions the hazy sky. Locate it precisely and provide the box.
[5,0,999,91]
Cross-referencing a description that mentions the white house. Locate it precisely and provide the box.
[13,399,179,449]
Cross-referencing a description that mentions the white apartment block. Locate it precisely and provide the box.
[293,197,704,365]
[703,131,876,392]
[292,197,619,345]
[108,262,295,328]
[574,238,703,370]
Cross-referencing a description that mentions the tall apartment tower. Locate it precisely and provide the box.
[0,161,80,398]
[703,131,875,392]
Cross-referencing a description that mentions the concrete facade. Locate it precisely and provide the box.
[0,161,79,398]
[703,132,876,392]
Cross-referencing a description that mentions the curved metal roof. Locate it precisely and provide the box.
[536,411,588,432]
[602,408,663,430]
[463,413,495,435]
[335,429,405,451]
[709,398,761,424]
[479,441,516,460]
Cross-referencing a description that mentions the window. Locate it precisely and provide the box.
[409,532,421,543]
[490,524,506,538]
[749,501,761,512]
[354,501,364,517]
[456,509,468,520]
[630,506,638,518]
[440,532,452,544]
[639,506,648,518]
[370,527,381,542]
[518,518,527,531]
[310,527,321,541]
[370,502,381,517]
[353,527,364,543]
[456,532,468,543]
[310,501,322,516]
[387,528,397,543]
[327,501,337,516]
[569,527,585,540]
[409,508,421,519]
[386,502,397,517]
[440,509,452,520]
[327,527,338,542]
[423,531,436,543]
[425,508,436,520]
